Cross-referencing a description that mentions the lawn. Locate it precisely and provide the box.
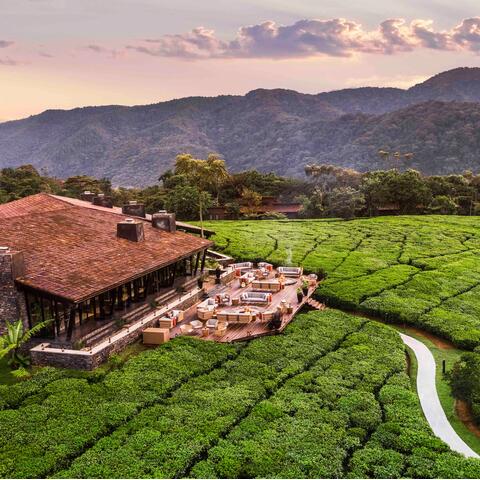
[2,310,480,478]
[203,216,480,350]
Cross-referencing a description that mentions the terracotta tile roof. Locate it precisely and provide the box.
[0,193,212,303]
[49,196,214,236]
[239,203,302,214]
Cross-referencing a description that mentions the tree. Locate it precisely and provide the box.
[0,165,59,202]
[448,352,480,423]
[360,171,394,215]
[174,153,230,237]
[325,187,365,219]
[164,184,212,221]
[225,201,241,219]
[62,175,104,197]
[388,169,431,213]
[0,319,52,369]
[241,188,262,215]
[297,189,324,218]
[206,153,231,202]
[428,195,458,215]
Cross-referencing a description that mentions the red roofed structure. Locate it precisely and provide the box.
[0,193,212,348]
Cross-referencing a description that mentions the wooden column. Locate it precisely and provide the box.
[53,300,60,336]
[99,294,106,319]
[194,252,200,276]
[66,306,76,341]
[200,249,207,272]
[24,292,32,329]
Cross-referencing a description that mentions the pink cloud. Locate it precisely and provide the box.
[123,16,480,60]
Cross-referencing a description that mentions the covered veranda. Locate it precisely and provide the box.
[19,250,207,346]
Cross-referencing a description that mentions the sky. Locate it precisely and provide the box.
[1,0,480,120]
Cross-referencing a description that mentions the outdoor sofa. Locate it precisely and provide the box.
[232,262,254,271]
[239,291,272,304]
[278,266,303,277]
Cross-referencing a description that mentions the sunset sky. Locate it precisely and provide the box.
[1,0,480,120]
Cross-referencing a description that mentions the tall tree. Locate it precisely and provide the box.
[174,153,230,237]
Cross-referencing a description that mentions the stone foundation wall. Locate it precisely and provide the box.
[31,288,204,370]
[0,251,27,334]
[220,269,236,286]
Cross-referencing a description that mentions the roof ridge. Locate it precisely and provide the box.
[48,194,138,220]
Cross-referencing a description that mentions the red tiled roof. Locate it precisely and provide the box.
[0,193,212,303]
[239,204,302,214]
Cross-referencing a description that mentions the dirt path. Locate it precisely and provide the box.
[456,399,480,439]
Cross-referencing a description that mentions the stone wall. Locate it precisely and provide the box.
[220,269,236,286]
[0,250,28,334]
[31,288,204,370]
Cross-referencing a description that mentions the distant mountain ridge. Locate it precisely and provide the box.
[2,67,480,186]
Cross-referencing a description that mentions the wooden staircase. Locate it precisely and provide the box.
[305,297,326,311]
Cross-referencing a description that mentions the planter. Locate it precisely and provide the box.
[297,293,304,303]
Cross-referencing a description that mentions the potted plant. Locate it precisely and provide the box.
[302,280,309,296]
[296,288,304,303]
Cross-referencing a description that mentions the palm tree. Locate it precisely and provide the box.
[0,319,52,369]
[174,153,230,237]
[206,153,230,203]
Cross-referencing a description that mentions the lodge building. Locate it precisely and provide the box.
[0,193,212,356]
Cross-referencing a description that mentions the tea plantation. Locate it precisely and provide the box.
[2,310,480,478]
[204,216,480,349]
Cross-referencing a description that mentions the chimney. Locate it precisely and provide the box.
[92,193,113,208]
[80,190,96,203]
[117,218,145,242]
[122,200,146,218]
[152,210,176,233]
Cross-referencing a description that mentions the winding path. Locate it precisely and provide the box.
[400,333,480,459]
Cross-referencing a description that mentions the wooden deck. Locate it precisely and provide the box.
[170,272,319,343]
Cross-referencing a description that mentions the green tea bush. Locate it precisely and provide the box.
[0,338,237,478]
[58,311,365,478]
[190,320,480,479]
[203,216,480,348]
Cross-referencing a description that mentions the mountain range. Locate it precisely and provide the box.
[2,67,480,186]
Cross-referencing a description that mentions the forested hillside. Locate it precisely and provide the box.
[2,68,480,186]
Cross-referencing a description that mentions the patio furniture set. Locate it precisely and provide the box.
[143,263,314,344]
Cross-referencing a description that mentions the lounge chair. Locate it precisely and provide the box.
[206,318,218,329]
[214,322,228,337]
[180,324,194,335]
[190,320,203,329]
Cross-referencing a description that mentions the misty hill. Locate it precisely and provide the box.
[2,67,480,186]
